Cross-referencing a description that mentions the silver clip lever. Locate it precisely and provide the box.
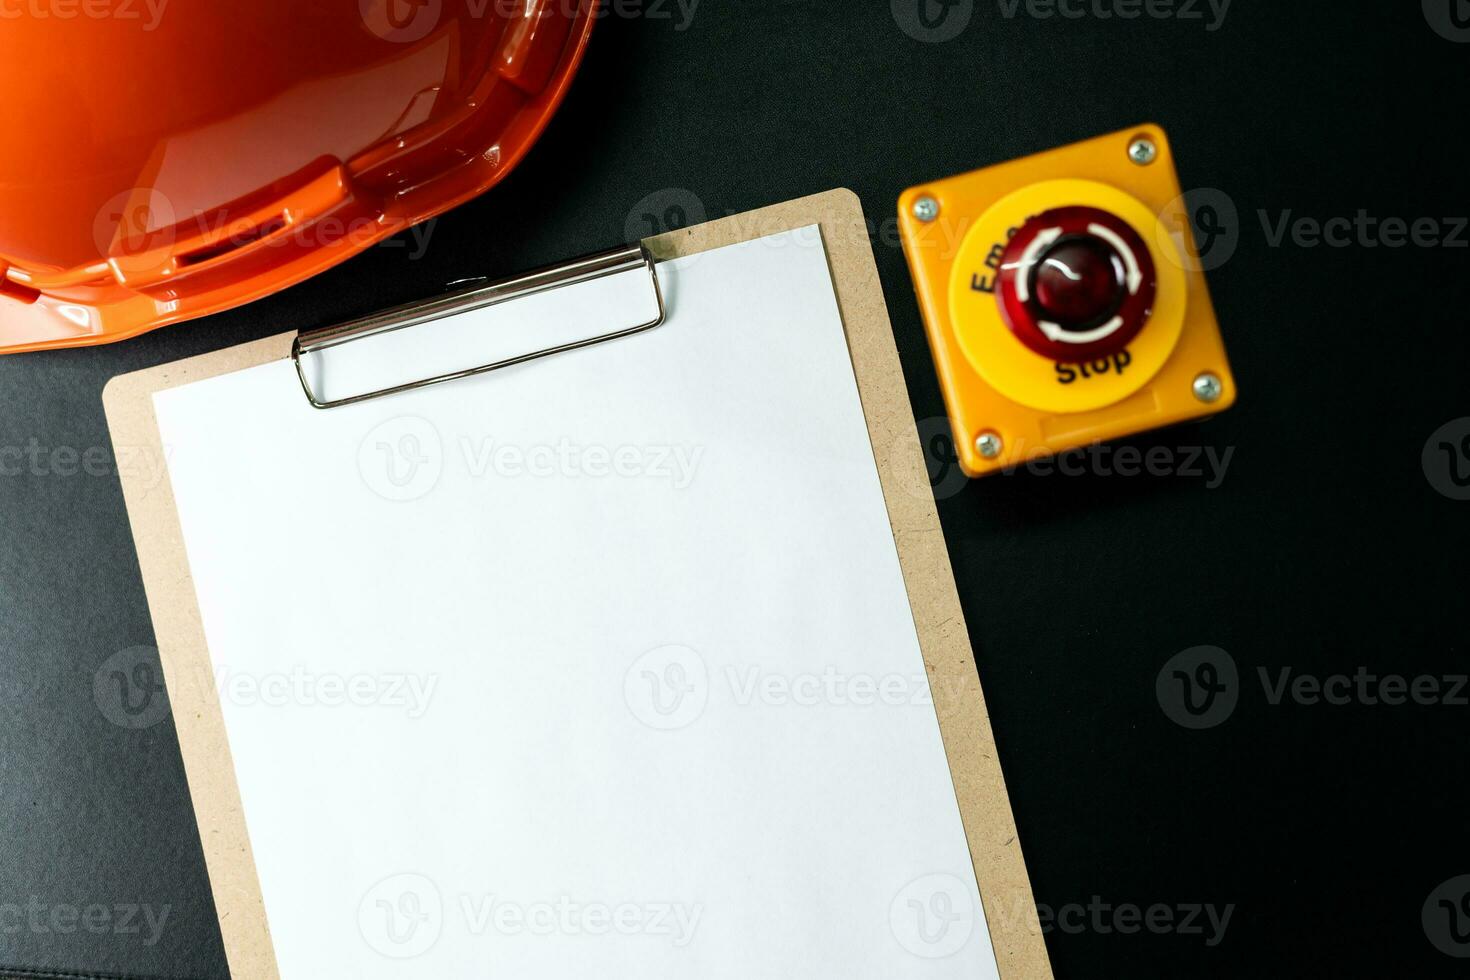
[292,243,667,409]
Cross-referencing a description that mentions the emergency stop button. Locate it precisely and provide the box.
[997,205,1157,362]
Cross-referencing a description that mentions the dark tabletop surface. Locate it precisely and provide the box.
[2,2,1468,978]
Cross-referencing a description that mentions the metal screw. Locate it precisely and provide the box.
[1128,138,1158,166]
[1192,372,1224,403]
[913,196,940,222]
[976,432,1003,459]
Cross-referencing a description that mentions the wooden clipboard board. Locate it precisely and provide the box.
[103,188,1052,979]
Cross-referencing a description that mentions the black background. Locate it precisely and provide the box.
[2,2,1467,978]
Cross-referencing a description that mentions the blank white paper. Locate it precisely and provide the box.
[152,227,1000,979]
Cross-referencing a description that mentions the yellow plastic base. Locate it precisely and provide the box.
[899,125,1236,478]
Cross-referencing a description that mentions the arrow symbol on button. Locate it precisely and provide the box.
[1088,223,1143,294]
[1037,315,1125,345]
[1012,226,1062,304]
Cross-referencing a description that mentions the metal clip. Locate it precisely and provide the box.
[292,243,666,409]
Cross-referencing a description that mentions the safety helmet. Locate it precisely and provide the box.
[0,0,596,353]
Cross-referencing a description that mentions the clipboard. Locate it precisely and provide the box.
[103,189,1052,979]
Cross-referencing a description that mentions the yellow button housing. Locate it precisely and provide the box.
[898,125,1236,478]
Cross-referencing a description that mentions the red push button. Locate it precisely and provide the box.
[996,205,1157,362]
[1033,236,1126,325]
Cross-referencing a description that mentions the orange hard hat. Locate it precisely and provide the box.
[0,0,596,353]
